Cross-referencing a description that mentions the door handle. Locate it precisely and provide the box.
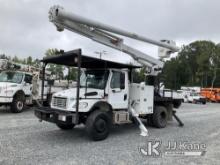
[124,94,127,101]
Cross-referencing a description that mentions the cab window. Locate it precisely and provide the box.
[24,74,33,84]
[110,71,125,89]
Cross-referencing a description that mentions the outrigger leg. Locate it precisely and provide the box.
[130,101,149,137]
[173,110,184,127]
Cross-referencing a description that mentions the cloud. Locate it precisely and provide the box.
[0,0,219,63]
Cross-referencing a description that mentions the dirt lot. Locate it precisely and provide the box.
[0,103,219,165]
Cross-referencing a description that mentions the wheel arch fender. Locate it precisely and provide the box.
[13,90,25,100]
[89,101,113,113]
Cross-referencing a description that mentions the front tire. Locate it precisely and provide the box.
[56,123,75,130]
[86,110,111,141]
[153,106,168,128]
[10,94,25,113]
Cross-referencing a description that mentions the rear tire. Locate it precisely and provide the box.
[10,93,25,113]
[86,110,111,141]
[152,106,168,128]
[56,123,75,130]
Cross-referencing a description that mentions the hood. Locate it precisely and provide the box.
[0,82,21,96]
[0,82,19,88]
[0,82,20,92]
[53,87,105,99]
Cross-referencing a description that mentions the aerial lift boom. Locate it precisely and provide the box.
[48,6,179,75]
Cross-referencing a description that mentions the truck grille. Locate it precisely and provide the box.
[52,97,67,109]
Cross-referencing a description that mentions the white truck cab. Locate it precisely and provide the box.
[185,92,206,104]
[0,71,33,112]
[181,87,206,104]
[51,69,130,112]
[0,69,64,113]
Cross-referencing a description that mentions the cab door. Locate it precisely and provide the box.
[107,70,128,109]
[23,74,33,96]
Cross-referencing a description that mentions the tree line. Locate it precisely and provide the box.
[161,40,220,89]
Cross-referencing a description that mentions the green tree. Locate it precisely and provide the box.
[132,68,146,83]
[162,40,220,89]
[12,56,20,63]
[26,56,33,65]
[33,59,41,68]
[45,48,64,80]
[66,67,77,81]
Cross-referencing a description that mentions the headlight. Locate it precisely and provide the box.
[73,102,88,109]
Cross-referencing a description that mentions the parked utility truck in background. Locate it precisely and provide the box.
[0,59,65,113]
[35,6,183,141]
[181,87,206,104]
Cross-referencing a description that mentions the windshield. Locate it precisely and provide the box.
[80,70,109,89]
[0,71,24,84]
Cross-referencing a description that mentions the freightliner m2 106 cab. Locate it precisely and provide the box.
[0,70,34,112]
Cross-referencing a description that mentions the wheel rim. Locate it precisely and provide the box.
[17,101,24,110]
[95,118,106,133]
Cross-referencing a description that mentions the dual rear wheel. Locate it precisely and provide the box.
[147,106,168,128]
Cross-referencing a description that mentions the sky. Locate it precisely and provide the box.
[0,0,219,64]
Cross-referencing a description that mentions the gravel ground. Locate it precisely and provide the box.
[0,103,220,165]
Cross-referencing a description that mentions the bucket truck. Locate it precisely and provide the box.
[0,58,64,113]
[35,6,183,141]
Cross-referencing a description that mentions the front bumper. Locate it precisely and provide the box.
[0,96,13,104]
[35,107,77,125]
